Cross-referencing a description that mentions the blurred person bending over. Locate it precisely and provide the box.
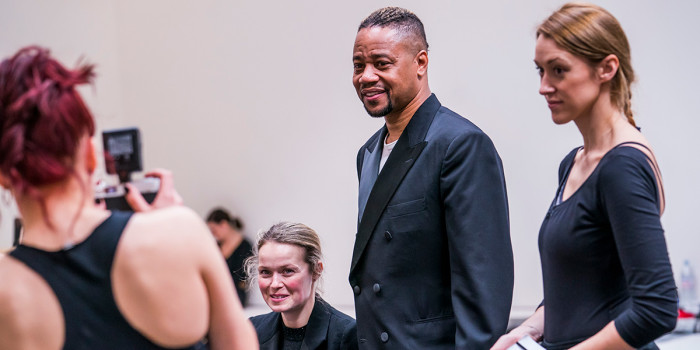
[206,207,254,307]
[0,46,257,350]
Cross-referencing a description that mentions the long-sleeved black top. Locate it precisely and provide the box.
[539,144,677,350]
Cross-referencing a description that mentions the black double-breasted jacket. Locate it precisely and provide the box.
[350,94,514,349]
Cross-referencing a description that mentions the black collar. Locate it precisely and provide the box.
[255,297,332,350]
[350,94,440,275]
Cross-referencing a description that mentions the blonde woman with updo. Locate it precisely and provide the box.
[246,222,358,350]
[492,3,677,350]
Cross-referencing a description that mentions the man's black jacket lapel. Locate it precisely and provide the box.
[350,94,440,274]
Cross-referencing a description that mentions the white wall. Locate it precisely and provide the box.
[1,0,699,315]
[0,0,125,249]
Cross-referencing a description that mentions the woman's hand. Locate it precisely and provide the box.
[491,325,542,350]
[125,169,183,212]
[491,307,545,350]
[491,331,523,350]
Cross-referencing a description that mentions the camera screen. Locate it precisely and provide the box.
[107,134,135,158]
[102,127,142,181]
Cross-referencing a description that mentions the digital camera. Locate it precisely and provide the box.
[95,127,159,210]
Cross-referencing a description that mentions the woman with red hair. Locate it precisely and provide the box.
[0,46,258,350]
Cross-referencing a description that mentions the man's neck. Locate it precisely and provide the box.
[384,89,431,143]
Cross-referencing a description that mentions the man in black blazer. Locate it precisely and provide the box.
[350,7,514,349]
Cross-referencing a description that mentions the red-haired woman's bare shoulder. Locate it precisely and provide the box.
[116,206,215,267]
[128,206,210,242]
[130,206,201,227]
[111,207,215,345]
[0,253,64,350]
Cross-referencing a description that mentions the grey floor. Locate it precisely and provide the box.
[246,305,700,349]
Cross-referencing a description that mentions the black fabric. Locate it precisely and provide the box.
[251,297,358,350]
[226,238,253,306]
[9,211,201,350]
[280,324,306,350]
[539,145,677,349]
[351,94,513,349]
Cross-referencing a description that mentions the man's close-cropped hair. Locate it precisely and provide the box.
[358,6,429,52]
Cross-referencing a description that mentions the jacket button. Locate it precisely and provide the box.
[373,283,381,294]
[384,231,392,241]
[380,332,389,343]
[353,285,361,295]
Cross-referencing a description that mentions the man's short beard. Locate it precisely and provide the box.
[364,95,393,118]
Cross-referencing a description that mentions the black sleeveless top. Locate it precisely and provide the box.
[10,211,202,350]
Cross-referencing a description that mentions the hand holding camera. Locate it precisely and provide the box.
[125,169,183,212]
[96,127,182,212]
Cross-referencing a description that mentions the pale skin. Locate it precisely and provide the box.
[352,26,432,143]
[0,136,258,350]
[491,36,663,350]
[257,242,322,329]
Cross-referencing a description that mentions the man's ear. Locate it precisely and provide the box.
[598,54,619,83]
[416,50,429,77]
